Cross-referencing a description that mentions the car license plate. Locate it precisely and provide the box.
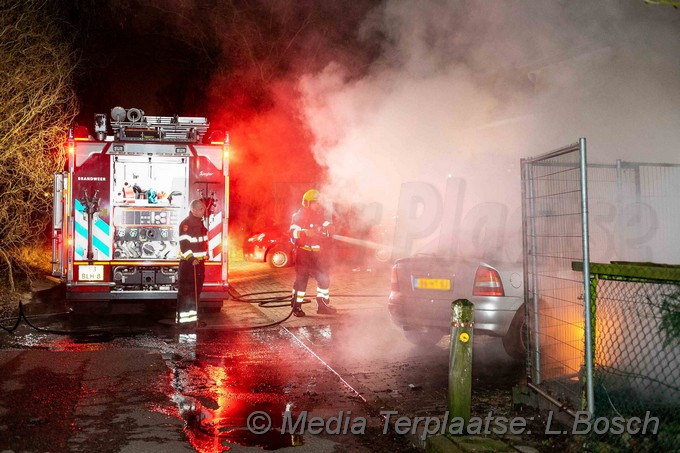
[79,265,104,281]
[412,277,451,291]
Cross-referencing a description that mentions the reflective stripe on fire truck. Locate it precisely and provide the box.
[208,211,222,261]
[74,199,112,260]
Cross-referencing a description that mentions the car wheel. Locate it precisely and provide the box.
[502,306,527,360]
[403,327,444,347]
[267,245,291,268]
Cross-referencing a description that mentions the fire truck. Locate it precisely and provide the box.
[52,106,229,312]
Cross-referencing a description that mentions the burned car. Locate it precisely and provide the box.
[242,228,295,268]
[388,253,526,359]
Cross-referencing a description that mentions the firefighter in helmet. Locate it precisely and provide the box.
[289,189,336,317]
[176,199,208,324]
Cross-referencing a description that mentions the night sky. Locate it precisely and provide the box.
[63,1,379,122]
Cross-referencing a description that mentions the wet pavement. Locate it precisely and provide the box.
[0,260,524,452]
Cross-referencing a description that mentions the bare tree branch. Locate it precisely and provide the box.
[0,0,78,288]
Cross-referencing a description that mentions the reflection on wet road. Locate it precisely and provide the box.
[1,321,523,452]
[0,272,524,451]
[165,331,300,451]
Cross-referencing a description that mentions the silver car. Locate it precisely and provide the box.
[387,253,526,358]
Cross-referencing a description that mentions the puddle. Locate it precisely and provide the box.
[174,393,300,451]
[163,330,308,451]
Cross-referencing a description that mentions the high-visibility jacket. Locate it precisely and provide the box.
[290,208,332,252]
[178,214,208,261]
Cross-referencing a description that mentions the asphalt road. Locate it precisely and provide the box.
[0,260,524,452]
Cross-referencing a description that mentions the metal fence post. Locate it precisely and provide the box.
[582,273,598,413]
[522,159,541,384]
[579,137,595,415]
[448,299,474,421]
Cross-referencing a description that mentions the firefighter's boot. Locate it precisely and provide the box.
[316,297,337,314]
[292,303,306,317]
[291,291,306,317]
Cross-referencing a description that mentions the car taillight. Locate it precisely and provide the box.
[390,266,399,291]
[473,265,504,296]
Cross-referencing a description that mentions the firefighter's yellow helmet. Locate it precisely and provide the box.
[302,189,320,207]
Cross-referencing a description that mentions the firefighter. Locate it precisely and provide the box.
[289,189,336,317]
[176,199,208,324]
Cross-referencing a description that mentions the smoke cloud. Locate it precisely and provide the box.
[68,1,680,262]
[298,0,680,261]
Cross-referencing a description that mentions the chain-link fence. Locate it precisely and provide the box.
[522,141,680,450]
[587,262,680,450]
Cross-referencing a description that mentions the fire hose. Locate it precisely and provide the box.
[0,300,145,342]
[0,231,391,338]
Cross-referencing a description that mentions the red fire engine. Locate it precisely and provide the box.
[52,106,229,311]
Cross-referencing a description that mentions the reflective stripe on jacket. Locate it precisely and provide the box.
[178,214,208,260]
[290,208,331,251]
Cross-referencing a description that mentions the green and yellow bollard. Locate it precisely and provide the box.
[448,298,474,423]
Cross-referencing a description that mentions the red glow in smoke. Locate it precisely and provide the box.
[212,82,326,237]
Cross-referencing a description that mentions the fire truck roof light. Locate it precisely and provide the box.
[207,130,226,145]
[73,125,90,140]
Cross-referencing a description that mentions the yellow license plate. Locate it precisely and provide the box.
[413,277,451,291]
[79,265,104,281]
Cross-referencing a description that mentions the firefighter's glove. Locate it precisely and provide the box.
[321,224,333,237]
